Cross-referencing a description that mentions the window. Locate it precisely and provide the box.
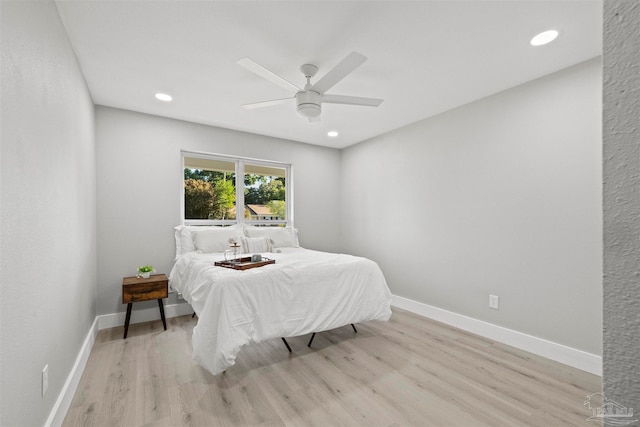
[182,151,291,227]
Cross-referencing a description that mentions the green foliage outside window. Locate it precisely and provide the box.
[244,177,285,204]
[184,174,235,220]
[267,200,286,219]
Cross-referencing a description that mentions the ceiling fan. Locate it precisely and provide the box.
[237,52,383,122]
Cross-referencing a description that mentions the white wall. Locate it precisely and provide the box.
[96,106,341,316]
[0,1,97,426]
[341,58,602,355]
[603,0,640,407]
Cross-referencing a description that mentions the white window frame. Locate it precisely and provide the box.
[181,150,293,227]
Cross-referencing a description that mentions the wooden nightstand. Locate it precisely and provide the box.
[122,273,168,339]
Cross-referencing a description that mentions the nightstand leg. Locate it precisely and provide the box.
[123,303,132,339]
[158,299,167,330]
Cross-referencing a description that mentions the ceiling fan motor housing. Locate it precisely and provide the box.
[296,90,321,118]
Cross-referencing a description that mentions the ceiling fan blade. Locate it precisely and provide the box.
[322,94,383,107]
[237,58,301,93]
[311,52,367,94]
[241,97,294,109]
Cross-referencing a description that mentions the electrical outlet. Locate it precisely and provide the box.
[42,365,48,396]
[489,294,499,310]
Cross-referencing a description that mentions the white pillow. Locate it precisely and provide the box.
[175,225,242,258]
[243,226,299,248]
[192,227,245,253]
[240,236,273,254]
[174,225,197,259]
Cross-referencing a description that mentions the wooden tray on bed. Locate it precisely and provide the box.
[214,257,275,271]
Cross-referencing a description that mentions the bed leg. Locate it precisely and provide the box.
[307,333,316,347]
[351,324,358,333]
[281,337,292,352]
[192,312,196,318]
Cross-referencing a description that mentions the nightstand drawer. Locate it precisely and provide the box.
[122,274,168,303]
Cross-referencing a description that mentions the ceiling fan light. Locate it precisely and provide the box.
[296,90,321,118]
[297,103,321,118]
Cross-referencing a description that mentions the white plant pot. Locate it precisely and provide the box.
[140,272,151,279]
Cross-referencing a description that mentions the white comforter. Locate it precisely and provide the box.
[169,248,392,375]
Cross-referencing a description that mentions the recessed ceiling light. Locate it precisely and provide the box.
[530,30,559,46]
[155,93,173,102]
[327,131,339,137]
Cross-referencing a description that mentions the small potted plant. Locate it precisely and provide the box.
[137,265,155,279]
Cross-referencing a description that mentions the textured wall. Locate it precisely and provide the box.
[0,1,97,426]
[603,0,640,408]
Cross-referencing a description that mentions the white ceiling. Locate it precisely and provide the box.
[55,0,602,149]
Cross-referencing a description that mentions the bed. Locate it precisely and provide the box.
[169,225,392,375]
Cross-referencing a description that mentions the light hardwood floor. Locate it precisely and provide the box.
[62,309,600,426]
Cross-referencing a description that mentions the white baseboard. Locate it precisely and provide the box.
[391,294,602,376]
[44,317,99,427]
[97,302,193,330]
[45,302,193,427]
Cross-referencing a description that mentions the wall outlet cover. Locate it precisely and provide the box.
[489,295,499,310]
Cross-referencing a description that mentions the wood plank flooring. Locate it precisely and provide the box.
[62,309,601,426]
